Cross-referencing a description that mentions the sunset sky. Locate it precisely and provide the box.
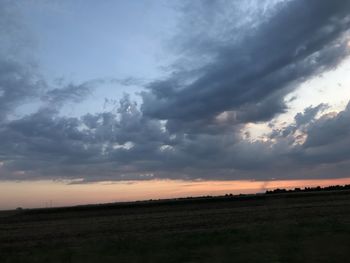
[1,0,350,209]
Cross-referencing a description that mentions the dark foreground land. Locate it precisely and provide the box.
[1,190,350,263]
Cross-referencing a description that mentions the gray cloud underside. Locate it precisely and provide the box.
[2,96,350,182]
[142,0,350,129]
[1,0,350,182]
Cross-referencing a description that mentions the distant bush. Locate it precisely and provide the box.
[265,184,350,194]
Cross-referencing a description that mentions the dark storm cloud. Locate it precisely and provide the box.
[0,95,172,181]
[1,93,350,182]
[142,0,350,125]
[2,0,350,182]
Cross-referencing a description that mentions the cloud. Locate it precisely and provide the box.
[0,2,45,122]
[0,59,45,122]
[142,0,350,126]
[267,102,350,177]
[303,104,350,148]
[294,103,329,127]
[42,82,95,107]
[1,0,350,183]
[1,91,350,182]
[270,103,329,138]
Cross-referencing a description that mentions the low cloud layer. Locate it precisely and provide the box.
[1,0,350,182]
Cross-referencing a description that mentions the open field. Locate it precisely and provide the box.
[1,190,350,262]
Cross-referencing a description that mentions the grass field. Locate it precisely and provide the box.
[1,190,350,262]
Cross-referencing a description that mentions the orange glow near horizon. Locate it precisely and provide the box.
[1,177,350,210]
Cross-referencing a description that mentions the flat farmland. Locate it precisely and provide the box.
[1,191,350,262]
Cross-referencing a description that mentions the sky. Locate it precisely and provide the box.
[1,0,350,209]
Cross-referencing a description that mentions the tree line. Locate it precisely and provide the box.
[265,184,350,194]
